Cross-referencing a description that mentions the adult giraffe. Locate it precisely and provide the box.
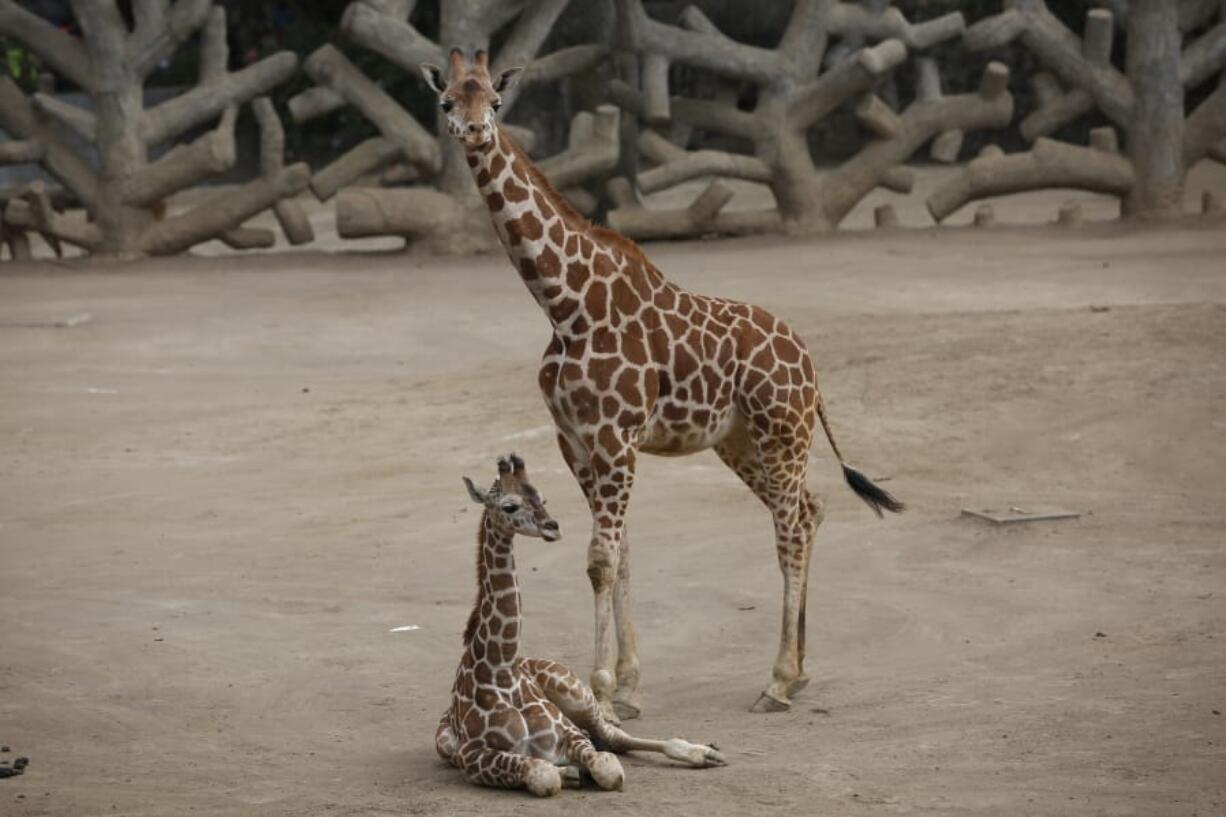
[422,49,903,718]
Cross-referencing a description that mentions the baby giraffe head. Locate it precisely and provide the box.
[420,48,522,150]
[463,454,560,541]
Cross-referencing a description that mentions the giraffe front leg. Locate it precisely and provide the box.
[454,738,563,797]
[435,712,459,764]
[588,524,622,724]
[612,532,642,720]
[559,724,625,791]
[587,447,637,725]
[556,430,638,723]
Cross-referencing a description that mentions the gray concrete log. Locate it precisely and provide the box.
[521,44,608,87]
[30,93,96,142]
[829,4,964,51]
[0,78,99,209]
[964,3,1134,126]
[334,186,481,251]
[635,130,771,193]
[926,137,1135,222]
[1125,0,1185,218]
[535,107,620,191]
[303,44,442,174]
[607,181,780,240]
[129,0,212,77]
[878,166,914,194]
[219,226,275,250]
[1179,20,1226,89]
[1020,72,1094,142]
[1184,79,1226,164]
[873,203,899,228]
[288,87,347,125]
[914,57,963,162]
[122,106,237,207]
[141,51,299,146]
[3,182,101,251]
[0,139,44,165]
[340,1,444,74]
[253,97,314,246]
[3,223,33,261]
[138,164,311,256]
[615,0,780,86]
[820,63,1014,226]
[792,39,908,128]
[310,138,403,202]
[0,0,94,91]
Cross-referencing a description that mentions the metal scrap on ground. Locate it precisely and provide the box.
[961,506,1082,525]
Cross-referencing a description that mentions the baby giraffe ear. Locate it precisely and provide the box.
[462,477,487,505]
[493,66,523,93]
[419,63,445,94]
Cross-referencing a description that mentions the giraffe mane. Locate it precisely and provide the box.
[462,509,490,645]
[498,125,663,285]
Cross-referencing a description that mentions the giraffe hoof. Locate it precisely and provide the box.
[612,698,642,721]
[663,738,728,768]
[749,691,791,713]
[559,765,583,789]
[525,760,563,797]
[596,698,621,726]
[589,752,624,791]
[787,674,811,697]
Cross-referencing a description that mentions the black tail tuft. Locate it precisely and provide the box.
[842,464,905,517]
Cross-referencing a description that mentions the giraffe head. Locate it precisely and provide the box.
[463,454,560,541]
[420,48,522,149]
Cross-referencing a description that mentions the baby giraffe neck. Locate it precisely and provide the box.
[465,127,592,329]
[466,512,521,667]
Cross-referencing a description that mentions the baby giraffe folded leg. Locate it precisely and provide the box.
[455,739,564,797]
[519,657,726,767]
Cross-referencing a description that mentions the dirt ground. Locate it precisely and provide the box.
[1,192,1225,815]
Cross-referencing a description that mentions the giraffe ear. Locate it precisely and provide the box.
[420,63,445,94]
[493,66,523,93]
[462,477,487,505]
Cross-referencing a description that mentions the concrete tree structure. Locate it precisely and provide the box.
[288,0,615,253]
[0,1,309,258]
[930,0,1226,223]
[603,0,1014,239]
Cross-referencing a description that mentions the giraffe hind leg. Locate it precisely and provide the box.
[715,418,822,713]
[518,657,725,768]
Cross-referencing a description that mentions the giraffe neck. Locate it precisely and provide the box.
[465,126,615,330]
[463,512,521,668]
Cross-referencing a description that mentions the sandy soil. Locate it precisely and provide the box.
[1,215,1225,815]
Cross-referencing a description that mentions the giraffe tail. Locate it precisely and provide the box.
[815,393,904,517]
[841,463,904,517]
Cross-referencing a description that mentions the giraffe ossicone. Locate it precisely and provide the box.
[435,454,726,796]
[424,49,903,719]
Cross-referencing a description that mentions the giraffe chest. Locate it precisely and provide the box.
[450,668,569,762]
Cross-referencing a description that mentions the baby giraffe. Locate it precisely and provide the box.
[435,454,724,795]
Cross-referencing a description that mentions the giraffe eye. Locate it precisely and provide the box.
[440,99,454,113]
[491,100,502,112]
[500,500,520,514]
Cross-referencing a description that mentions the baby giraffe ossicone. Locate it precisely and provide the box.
[435,455,724,796]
